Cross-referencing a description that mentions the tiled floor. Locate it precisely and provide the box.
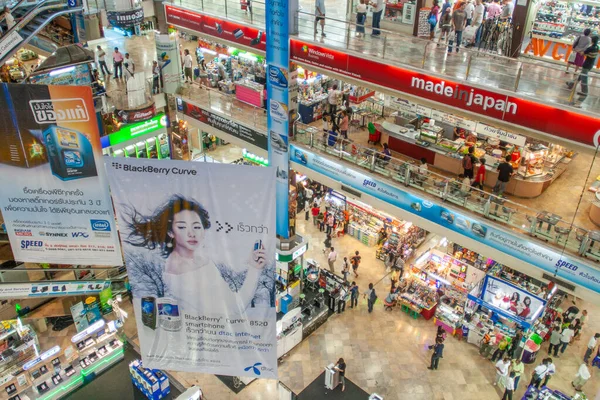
[115,217,600,399]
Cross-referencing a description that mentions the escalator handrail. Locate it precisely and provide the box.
[0,5,82,63]
[2,0,70,38]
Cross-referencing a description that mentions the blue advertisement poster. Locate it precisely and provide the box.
[290,145,600,295]
[266,0,290,237]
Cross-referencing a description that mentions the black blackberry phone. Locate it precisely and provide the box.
[141,297,156,329]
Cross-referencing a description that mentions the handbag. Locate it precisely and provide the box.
[428,14,437,26]
[568,52,577,63]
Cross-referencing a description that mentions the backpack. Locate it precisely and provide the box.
[462,154,472,170]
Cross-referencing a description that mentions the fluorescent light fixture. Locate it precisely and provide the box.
[415,251,430,265]
[49,66,75,76]
[439,237,448,247]
[200,48,217,55]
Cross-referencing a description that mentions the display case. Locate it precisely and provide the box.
[531,0,569,39]
[518,143,548,177]
[568,3,600,36]
[419,124,443,145]
[545,143,567,166]
[129,359,170,400]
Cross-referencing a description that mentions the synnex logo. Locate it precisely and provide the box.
[410,77,518,114]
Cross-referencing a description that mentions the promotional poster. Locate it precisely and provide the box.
[0,84,122,265]
[481,276,545,322]
[155,34,180,94]
[106,158,277,378]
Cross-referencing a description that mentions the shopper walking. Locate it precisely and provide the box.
[494,356,510,386]
[572,362,591,391]
[364,283,377,313]
[583,333,599,363]
[183,49,194,83]
[566,35,599,100]
[529,359,549,389]
[349,281,359,308]
[123,53,135,82]
[493,155,514,196]
[113,47,124,79]
[473,0,485,45]
[324,235,332,252]
[559,325,575,356]
[3,6,15,30]
[439,9,452,45]
[369,0,384,36]
[351,250,361,277]
[326,213,335,235]
[334,358,346,391]
[356,0,367,37]
[428,0,440,40]
[96,46,111,76]
[317,212,325,232]
[327,247,337,273]
[567,29,592,74]
[502,372,515,400]
[314,0,326,37]
[511,358,524,390]
[449,3,467,54]
[542,358,555,387]
[480,329,494,359]
[462,146,476,179]
[465,0,475,25]
[427,337,445,370]
[549,327,561,356]
[341,257,350,283]
[491,336,509,362]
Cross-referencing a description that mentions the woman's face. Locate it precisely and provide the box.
[169,209,204,252]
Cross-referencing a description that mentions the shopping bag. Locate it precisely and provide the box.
[568,51,576,63]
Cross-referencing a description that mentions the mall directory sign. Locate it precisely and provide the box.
[106,158,277,378]
[290,144,600,296]
[0,84,122,265]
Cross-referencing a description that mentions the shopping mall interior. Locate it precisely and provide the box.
[1,0,600,399]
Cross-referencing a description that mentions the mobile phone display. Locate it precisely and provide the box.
[157,299,182,332]
[141,297,156,329]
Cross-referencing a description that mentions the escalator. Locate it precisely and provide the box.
[0,0,83,65]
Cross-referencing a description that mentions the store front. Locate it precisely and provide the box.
[101,112,170,159]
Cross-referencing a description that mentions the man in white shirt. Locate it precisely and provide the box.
[328,84,341,118]
[542,358,556,387]
[559,327,575,356]
[3,6,15,30]
[183,49,194,83]
[369,0,384,36]
[123,53,135,81]
[96,45,111,76]
[584,333,600,363]
[503,372,515,400]
[327,247,337,272]
[529,359,549,389]
[572,363,591,390]
[500,0,514,20]
[314,0,326,37]
[465,0,475,25]
[493,356,510,386]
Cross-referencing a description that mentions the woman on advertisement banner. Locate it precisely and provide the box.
[123,194,268,315]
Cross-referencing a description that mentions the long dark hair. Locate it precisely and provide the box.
[123,194,211,258]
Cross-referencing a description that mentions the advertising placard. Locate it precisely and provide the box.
[0,280,110,299]
[165,5,266,52]
[29,64,92,86]
[179,99,268,150]
[0,84,122,265]
[290,144,600,295]
[107,7,144,29]
[155,34,181,94]
[70,301,89,332]
[106,158,277,378]
[481,275,545,323]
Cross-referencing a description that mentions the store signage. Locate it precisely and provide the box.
[23,345,61,370]
[0,31,23,61]
[106,158,277,378]
[266,0,290,238]
[523,38,600,69]
[179,99,267,150]
[290,144,600,296]
[276,243,308,262]
[0,281,110,299]
[290,40,600,148]
[481,275,545,323]
[475,123,526,147]
[115,104,157,124]
[70,301,89,332]
[164,5,266,52]
[107,7,144,29]
[104,113,167,148]
[30,64,92,87]
[0,84,122,265]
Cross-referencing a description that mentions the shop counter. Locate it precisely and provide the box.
[301,305,329,340]
[235,81,263,108]
[433,318,456,335]
[298,95,327,124]
[420,303,437,320]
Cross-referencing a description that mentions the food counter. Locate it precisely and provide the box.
[382,120,571,198]
[235,80,264,108]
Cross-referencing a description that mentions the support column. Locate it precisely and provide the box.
[510,0,531,58]
[266,0,291,238]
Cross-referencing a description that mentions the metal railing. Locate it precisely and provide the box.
[179,82,600,265]
[168,0,600,114]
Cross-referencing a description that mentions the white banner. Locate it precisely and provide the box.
[0,281,110,299]
[106,158,277,378]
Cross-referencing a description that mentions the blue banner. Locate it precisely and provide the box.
[289,145,600,295]
[266,0,290,238]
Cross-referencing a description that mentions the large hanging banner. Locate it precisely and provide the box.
[155,34,181,95]
[106,158,277,378]
[0,84,122,265]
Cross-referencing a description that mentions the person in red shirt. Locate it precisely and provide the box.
[471,157,486,192]
[311,203,320,226]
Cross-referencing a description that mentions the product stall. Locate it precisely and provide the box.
[129,359,170,400]
[297,68,332,124]
[382,96,574,198]
[102,113,170,159]
[0,320,39,399]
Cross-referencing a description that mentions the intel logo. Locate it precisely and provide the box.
[91,220,111,232]
[422,201,434,208]
[269,100,288,121]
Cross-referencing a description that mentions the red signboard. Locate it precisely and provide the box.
[165,5,266,51]
[290,40,600,148]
